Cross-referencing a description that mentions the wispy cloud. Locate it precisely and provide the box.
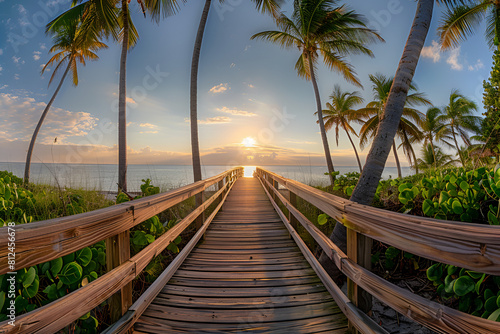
[216,106,256,117]
[0,49,3,55]
[421,40,441,63]
[209,83,229,94]
[194,116,231,124]
[139,131,158,134]
[287,140,316,145]
[468,59,484,71]
[447,48,463,71]
[229,63,236,69]
[139,123,158,129]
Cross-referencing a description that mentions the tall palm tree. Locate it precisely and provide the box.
[146,0,281,184]
[24,20,107,184]
[252,0,382,185]
[420,107,454,168]
[357,74,429,178]
[437,89,482,166]
[438,1,500,51]
[320,85,364,173]
[47,0,162,192]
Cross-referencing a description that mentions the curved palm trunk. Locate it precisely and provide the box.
[24,60,72,184]
[392,139,402,178]
[344,126,363,173]
[323,0,434,314]
[118,0,129,192]
[451,125,465,166]
[308,54,335,185]
[190,0,211,183]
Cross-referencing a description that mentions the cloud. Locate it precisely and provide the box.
[247,84,255,88]
[468,59,484,71]
[17,5,27,14]
[216,106,256,117]
[287,140,316,145]
[14,74,20,80]
[139,131,159,134]
[0,49,3,55]
[139,123,158,129]
[0,85,7,90]
[40,43,47,50]
[12,56,20,63]
[33,51,42,61]
[197,116,231,124]
[209,83,229,94]
[447,48,463,71]
[244,45,251,52]
[0,93,98,144]
[230,63,236,68]
[421,40,441,63]
[126,97,136,104]
[0,66,3,72]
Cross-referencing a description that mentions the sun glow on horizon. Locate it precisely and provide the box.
[241,137,257,148]
[243,166,257,177]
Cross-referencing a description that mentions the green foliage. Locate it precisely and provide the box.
[426,263,500,319]
[481,50,500,157]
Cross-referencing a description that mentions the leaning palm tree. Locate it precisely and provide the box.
[439,1,500,51]
[146,0,281,184]
[320,85,364,173]
[328,0,466,313]
[24,20,107,184]
[252,0,382,185]
[437,89,481,166]
[357,74,429,178]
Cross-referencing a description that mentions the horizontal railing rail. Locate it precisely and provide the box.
[256,167,500,334]
[0,167,243,334]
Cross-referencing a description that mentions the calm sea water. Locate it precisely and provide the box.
[0,162,413,192]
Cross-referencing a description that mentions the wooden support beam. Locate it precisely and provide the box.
[347,227,359,333]
[106,230,132,322]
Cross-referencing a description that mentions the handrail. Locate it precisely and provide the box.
[0,167,243,334]
[256,168,500,334]
[0,168,241,275]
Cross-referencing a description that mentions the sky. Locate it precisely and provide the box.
[0,0,493,168]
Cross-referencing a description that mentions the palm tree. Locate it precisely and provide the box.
[24,20,107,184]
[327,1,463,313]
[320,85,364,173]
[437,89,481,166]
[146,0,281,184]
[417,143,456,169]
[47,0,165,192]
[438,1,500,51]
[420,107,454,168]
[357,74,429,178]
[252,0,382,185]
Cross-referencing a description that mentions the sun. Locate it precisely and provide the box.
[241,137,256,148]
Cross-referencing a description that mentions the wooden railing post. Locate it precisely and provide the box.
[106,231,132,322]
[195,191,204,230]
[289,191,298,231]
[347,227,359,334]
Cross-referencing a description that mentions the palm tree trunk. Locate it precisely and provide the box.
[118,0,129,192]
[411,145,419,174]
[451,126,465,166]
[307,54,335,186]
[344,126,363,173]
[392,139,402,178]
[323,0,434,314]
[429,138,437,169]
[24,60,72,184]
[190,0,211,183]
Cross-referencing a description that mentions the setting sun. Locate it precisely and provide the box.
[241,137,257,148]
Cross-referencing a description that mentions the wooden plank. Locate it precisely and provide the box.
[173,268,316,279]
[167,276,322,288]
[347,226,359,333]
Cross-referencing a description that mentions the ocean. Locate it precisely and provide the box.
[0,162,413,192]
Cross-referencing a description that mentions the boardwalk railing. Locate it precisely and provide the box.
[256,168,500,334]
[0,167,243,334]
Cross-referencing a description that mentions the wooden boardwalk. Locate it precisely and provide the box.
[134,177,348,333]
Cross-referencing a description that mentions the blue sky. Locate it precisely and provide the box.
[0,1,492,167]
